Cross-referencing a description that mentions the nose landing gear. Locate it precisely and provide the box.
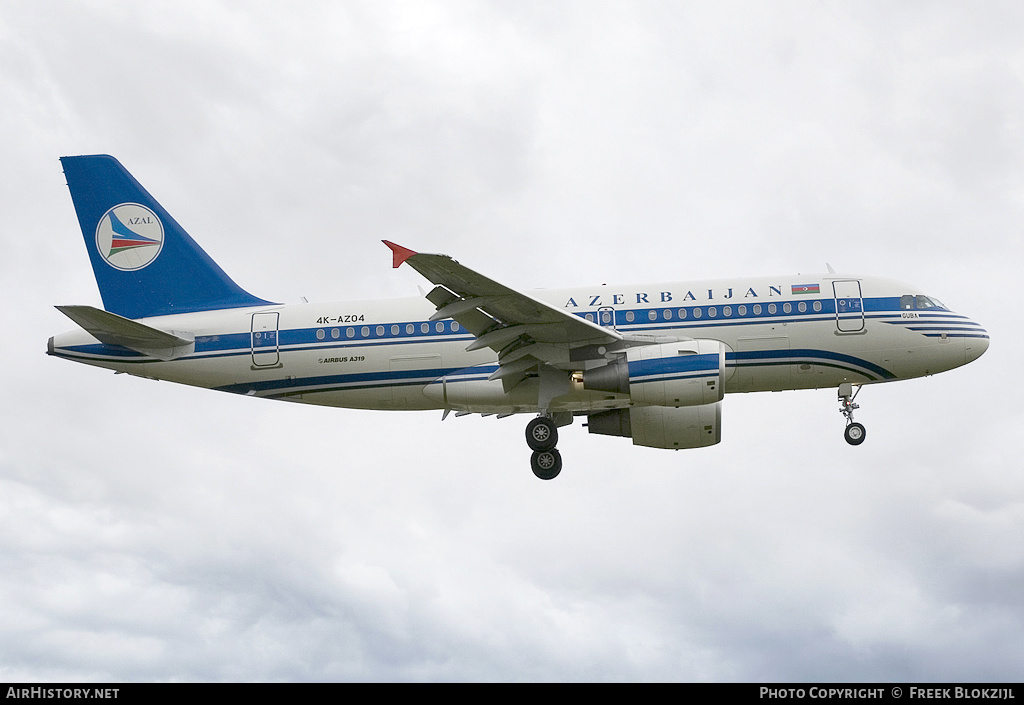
[838,383,866,446]
[526,416,562,480]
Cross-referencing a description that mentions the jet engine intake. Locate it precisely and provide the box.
[583,339,725,407]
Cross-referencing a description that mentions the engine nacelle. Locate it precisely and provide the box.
[587,403,722,449]
[583,339,725,407]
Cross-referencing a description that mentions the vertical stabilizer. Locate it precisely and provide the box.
[60,155,272,319]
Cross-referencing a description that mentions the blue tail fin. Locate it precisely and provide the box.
[60,155,273,319]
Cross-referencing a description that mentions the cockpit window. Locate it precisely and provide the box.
[902,294,946,310]
[905,295,942,311]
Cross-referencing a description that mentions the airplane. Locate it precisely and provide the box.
[48,155,990,480]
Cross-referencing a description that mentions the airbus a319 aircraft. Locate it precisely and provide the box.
[49,155,989,479]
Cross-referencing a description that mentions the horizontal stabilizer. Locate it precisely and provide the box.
[56,305,195,361]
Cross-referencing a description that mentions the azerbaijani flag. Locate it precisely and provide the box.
[791,284,820,295]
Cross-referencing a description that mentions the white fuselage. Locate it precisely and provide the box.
[49,274,988,415]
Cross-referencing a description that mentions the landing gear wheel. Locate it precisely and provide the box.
[844,422,866,446]
[838,384,866,446]
[526,417,558,451]
[530,449,562,480]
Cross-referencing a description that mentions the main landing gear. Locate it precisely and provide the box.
[838,383,866,446]
[526,416,562,480]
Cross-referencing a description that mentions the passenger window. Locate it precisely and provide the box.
[421,323,429,333]
[347,327,355,338]
[435,322,444,332]
[738,305,747,316]
[783,303,792,314]
[316,329,325,340]
[678,309,687,319]
[663,309,672,320]
[451,322,460,331]
[406,324,414,334]
[813,301,822,312]
[376,326,385,336]
[361,326,369,337]
[625,311,635,322]
[648,310,657,321]
[723,306,732,317]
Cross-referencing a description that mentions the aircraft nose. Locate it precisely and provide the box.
[964,326,989,364]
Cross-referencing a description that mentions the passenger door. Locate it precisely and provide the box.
[832,280,864,333]
[251,312,280,367]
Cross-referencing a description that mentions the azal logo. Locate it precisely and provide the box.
[95,203,164,271]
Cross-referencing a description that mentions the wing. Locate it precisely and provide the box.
[384,241,622,391]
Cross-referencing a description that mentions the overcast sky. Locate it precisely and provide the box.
[1,0,1021,682]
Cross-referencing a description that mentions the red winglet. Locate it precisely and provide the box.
[382,240,417,268]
